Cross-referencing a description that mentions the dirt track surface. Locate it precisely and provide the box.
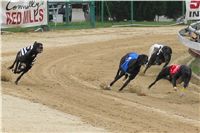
[2,94,107,133]
[2,27,200,133]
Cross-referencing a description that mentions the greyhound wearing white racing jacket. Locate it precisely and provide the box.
[143,43,172,74]
[148,44,163,60]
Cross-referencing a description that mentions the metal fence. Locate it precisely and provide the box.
[47,1,95,29]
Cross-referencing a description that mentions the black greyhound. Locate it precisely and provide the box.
[148,65,192,90]
[144,44,172,74]
[8,41,43,84]
[107,52,148,91]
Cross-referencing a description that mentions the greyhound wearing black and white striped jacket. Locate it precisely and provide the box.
[8,41,43,84]
[143,44,172,74]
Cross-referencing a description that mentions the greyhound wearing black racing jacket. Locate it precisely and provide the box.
[107,52,148,91]
[148,64,192,91]
[143,44,172,74]
[8,41,43,84]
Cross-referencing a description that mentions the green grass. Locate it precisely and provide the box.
[113,21,176,25]
[1,21,178,32]
[1,26,42,32]
[190,58,200,76]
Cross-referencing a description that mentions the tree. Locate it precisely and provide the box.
[165,1,183,20]
[95,1,183,22]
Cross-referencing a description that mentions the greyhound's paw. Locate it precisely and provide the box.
[99,83,111,90]
[118,89,123,92]
[104,85,111,90]
[15,81,18,85]
[173,87,178,91]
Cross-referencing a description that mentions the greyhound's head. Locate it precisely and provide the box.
[33,41,43,54]
[162,46,172,63]
[138,54,148,66]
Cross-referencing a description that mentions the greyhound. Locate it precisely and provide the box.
[8,41,43,84]
[148,64,192,91]
[107,52,148,91]
[144,44,172,74]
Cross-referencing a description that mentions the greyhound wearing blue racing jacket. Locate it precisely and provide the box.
[107,52,148,91]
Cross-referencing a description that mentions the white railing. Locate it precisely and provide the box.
[178,22,200,51]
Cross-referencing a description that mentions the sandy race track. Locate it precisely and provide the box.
[2,26,200,133]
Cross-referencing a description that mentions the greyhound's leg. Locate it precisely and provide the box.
[148,71,166,89]
[162,61,169,68]
[8,59,17,70]
[8,57,17,69]
[114,68,121,79]
[123,73,129,81]
[15,65,31,84]
[148,79,159,89]
[118,78,131,91]
[144,51,158,74]
[14,66,25,74]
[15,63,27,74]
[143,57,154,74]
[183,72,192,88]
[15,71,26,85]
[13,61,20,74]
[109,71,125,87]
[143,63,151,74]
[163,54,171,68]
[8,52,20,70]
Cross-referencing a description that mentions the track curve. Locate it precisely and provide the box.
[2,27,200,133]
